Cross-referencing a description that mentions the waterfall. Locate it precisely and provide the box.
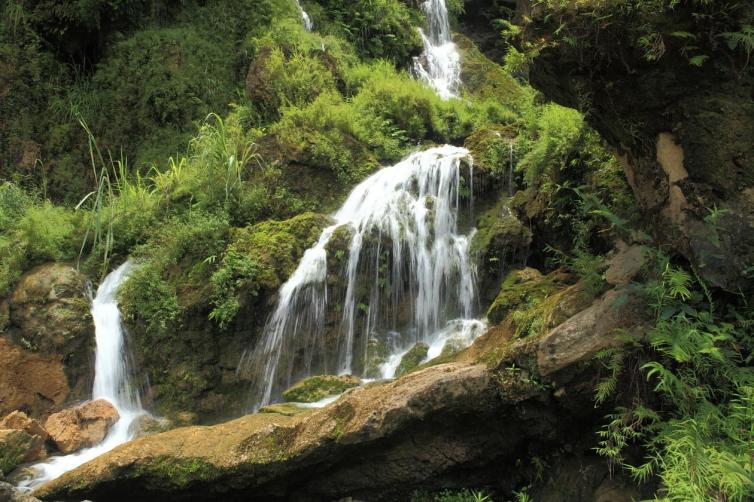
[412,0,461,100]
[19,261,147,490]
[240,145,485,409]
[294,0,313,31]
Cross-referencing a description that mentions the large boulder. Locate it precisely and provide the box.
[0,338,69,419]
[536,288,651,377]
[44,400,119,454]
[5,263,94,404]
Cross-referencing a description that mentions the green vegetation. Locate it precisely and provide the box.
[595,257,754,502]
[281,374,360,403]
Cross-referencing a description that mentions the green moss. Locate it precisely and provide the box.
[282,375,360,403]
[138,456,221,489]
[0,429,33,475]
[455,33,529,111]
[395,342,429,377]
[486,268,563,326]
[209,212,332,327]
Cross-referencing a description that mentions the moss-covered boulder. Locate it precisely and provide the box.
[282,375,361,403]
[487,268,562,325]
[395,343,429,377]
[0,429,34,475]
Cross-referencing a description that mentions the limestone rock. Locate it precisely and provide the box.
[605,244,648,286]
[37,363,510,502]
[0,412,49,462]
[0,429,34,475]
[536,289,650,377]
[128,415,172,440]
[44,400,119,454]
[5,263,94,403]
[0,338,69,419]
[282,375,361,403]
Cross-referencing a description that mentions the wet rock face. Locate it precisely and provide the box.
[44,400,119,454]
[4,263,94,401]
[517,3,754,292]
[0,338,69,419]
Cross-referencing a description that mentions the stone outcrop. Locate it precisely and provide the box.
[44,400,119,454]
[0,338,69,420]
[3,263,94,411]
[536,288,649,377]
[35,285,651,502]
[514,1,754,292]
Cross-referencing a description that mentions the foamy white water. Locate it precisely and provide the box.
[241,146,484,408]
[19,261,148,490]
[295,0,313,31]
[413,0,461,99]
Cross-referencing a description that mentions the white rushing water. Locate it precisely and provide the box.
[294,0,313,31]
[413,0,461,100]
[241,145,485,409]
[19,261,147,490]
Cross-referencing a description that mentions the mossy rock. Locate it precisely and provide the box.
[395,342,429,377]
[0,429,34,475]
[282,375,361,403]
[487,268,566,325]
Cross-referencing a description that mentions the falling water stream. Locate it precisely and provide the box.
[19,261,147,490]
[241,146,486,409]
[413,0,462,99]
[295,0,313,31]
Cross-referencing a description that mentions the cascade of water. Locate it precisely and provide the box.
[240,145,484,409]
[19,261,147,490]
[412,0,461,99]
[294,0,313,31]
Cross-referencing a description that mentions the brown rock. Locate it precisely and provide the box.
[536,289,650,377]
[0,338,69,419]
[605,243,648,286]
[0,412,49,462]
[44,400,119,454]
[5,263,94,404]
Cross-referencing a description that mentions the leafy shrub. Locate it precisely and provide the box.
[595,258,754,501]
